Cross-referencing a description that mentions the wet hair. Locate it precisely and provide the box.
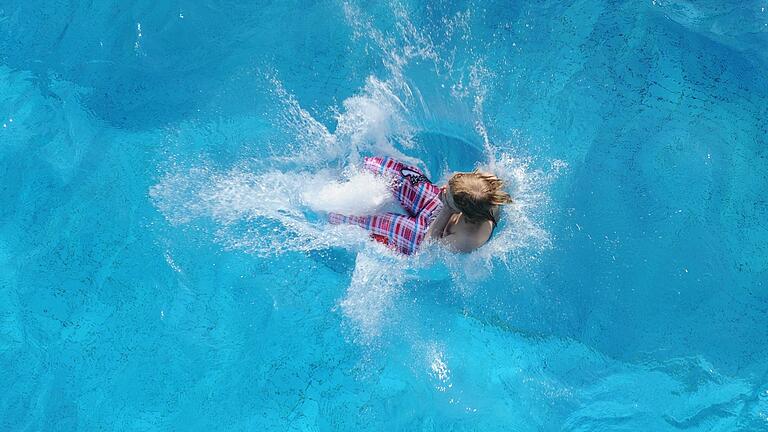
[448,171,513,223]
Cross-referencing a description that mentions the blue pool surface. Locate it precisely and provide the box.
[2,1,768,430]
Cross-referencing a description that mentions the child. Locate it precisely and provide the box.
[329,156,512,254]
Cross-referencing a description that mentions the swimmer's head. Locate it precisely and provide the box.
[446,171,513,223]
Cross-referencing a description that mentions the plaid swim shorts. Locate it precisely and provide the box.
[329,156,443,255]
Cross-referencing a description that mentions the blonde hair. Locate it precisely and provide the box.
[448,171,513,223]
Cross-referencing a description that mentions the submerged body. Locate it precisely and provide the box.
[329,157,505,255]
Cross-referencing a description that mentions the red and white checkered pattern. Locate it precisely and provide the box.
[329,156,443,255]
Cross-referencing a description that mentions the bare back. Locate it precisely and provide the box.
[428,206,498,253]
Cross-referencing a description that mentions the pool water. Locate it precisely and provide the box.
[2,0,768,430]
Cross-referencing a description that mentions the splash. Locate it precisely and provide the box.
[150,1,557,342]
[338,251,408,342]
[427,345,453,393]
[150,165,385,255]
[302,170,400,216]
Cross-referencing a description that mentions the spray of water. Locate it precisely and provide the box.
[150,1,559,343]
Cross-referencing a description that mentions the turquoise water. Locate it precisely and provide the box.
[2,0,768,430]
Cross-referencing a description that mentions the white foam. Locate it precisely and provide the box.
[339,251,407,342]
[427,343,452,391]
[302,171,400,216]
[150,166,370,255]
